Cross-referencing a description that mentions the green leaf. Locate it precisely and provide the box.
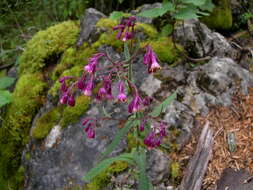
[109,11,124,20]
[137,2,175,20]
[150,91,177,117]
[133,149,150,190]
[0,77,15,89]
[183,0,207,6]
[199,0,215,12]
[0,90,12,107]
[162,2,175,12]
[161,24,173,36]
[118,0,124,3]
[83,153,134,182]
[174,6,199,20]
[100,119,139,159]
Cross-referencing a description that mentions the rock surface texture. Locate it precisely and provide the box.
[76,8,106,47]
[22,6,253,190]
[174,19,236,58]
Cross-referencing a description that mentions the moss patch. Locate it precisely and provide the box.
[32,107,62,139]
[136,23,158,38]
[86,161,128,190]
[19,21,79,74]
[60,95,90,128]
[0,21,80,189]
[51,43,95,81]
[3,73,47,141]
[0,73,46,189]
[201,0,232,30]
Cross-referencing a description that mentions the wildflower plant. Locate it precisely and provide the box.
[59,16,176,189]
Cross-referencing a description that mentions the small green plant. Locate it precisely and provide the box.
[110,0,214,37]
[0,76,15,107]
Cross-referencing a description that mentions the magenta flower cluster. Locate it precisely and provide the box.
[113,16,136,41]
[59,16,167,149]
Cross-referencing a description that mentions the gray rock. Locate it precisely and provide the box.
[182,57,253,115]
[131,3,162,24]
[174,19,236,58]
[217,168,253,190]
[141,75,162,97]
[147,149,170,185]
[76,8,106,47]
[163,100,195,149]
[23,102,128,190]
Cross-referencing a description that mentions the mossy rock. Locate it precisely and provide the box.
[51,43,96,81]
[201,0,232,30]
[86,161,128,190]
[32,107,62,139]
[60,95,90,128]
[0,21,81,189]
[3,73,47,142]
[19,21,80,74]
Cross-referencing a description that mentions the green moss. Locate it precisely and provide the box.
[25,152,31,161]
[86,161,128,190]
[0,73,46,189]
[51,43,95,81]
[3,73,47,142]
[136,23,158,38]
[142,37,182,64]
[32,107,62,139]
[96,18,118,29]
[201,0,232,30]
[92,32,124,51]
[19,21,80,74]
[49,65,84,97]
[60,95,90,128]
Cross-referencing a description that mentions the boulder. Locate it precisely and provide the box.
[174,19,235,58]
[76,8,106,47]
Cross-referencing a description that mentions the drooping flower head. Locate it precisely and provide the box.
[96,76,113,100]
[60,93,69,104]
[143,46,161,73]
[83,76,94,96]
[113,16,136,41]
[117,81,127,102]
[144,122,168,149]
[77,76,86,90]
[84,53,105,74]
[83,118,96,139]
[128,95,142,113]
[67,95,75,107]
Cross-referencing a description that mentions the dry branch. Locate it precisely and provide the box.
[179,121,214,190]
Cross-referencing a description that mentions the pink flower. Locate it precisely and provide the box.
[128,95,142,113]
[83,76,94,96]
[60,93,69,104]
[67,95,75,107]
[143,46,161,73]
[117,81,127,102]
[84,53,105,74]
[113,16,136,41]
